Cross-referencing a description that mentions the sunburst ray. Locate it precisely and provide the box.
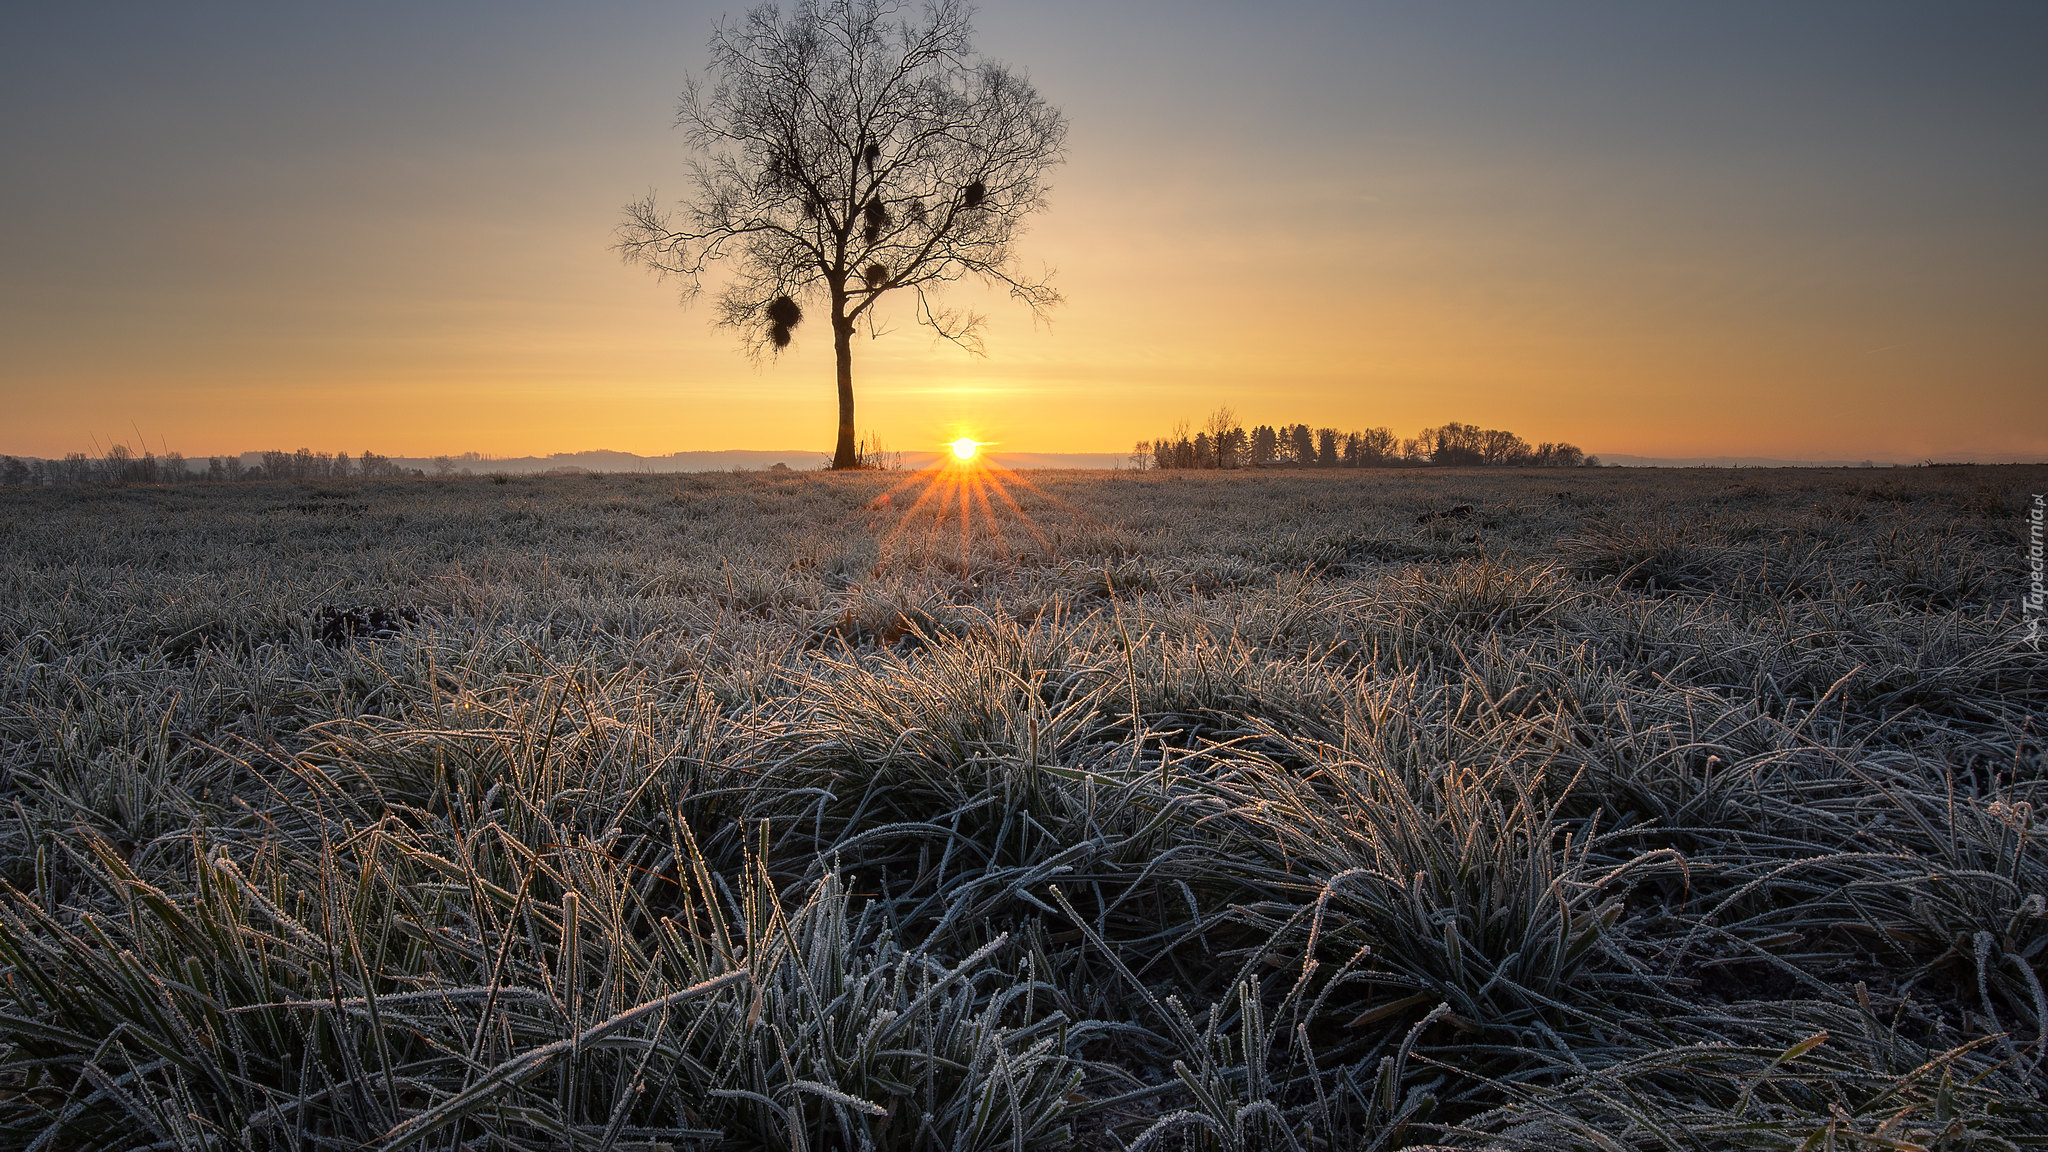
[865,445,1082,572]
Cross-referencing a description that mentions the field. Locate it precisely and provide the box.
[0,464,2043,1150]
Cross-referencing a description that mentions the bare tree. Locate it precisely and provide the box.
[618,0,1067,469]
[1202,406,1246,469]
[1475,427,1523,465]
[1358,426,1397,464]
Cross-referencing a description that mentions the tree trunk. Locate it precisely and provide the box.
[831,310,858,470]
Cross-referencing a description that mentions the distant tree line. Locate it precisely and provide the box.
[1134,409,1597,471]
[0,447,423,487]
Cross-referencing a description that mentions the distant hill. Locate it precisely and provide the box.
[389,450,835,473]
[411,450,1134,473]
[0,447,1144,477]
[253,449,1130,473]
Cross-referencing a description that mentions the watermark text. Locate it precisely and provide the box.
[2028,493,2044,647]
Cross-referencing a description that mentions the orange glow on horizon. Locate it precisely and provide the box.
[1,7,2044,465]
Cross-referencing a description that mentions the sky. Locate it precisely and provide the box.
[3,1,2044,462]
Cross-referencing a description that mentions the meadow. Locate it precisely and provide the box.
[0,463,2042,1150]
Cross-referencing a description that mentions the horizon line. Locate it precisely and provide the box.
[6,446,2048,471]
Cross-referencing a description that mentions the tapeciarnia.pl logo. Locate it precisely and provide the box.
[2027,493,2044,647]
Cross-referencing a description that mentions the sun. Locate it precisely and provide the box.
[863,434,1092,574]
